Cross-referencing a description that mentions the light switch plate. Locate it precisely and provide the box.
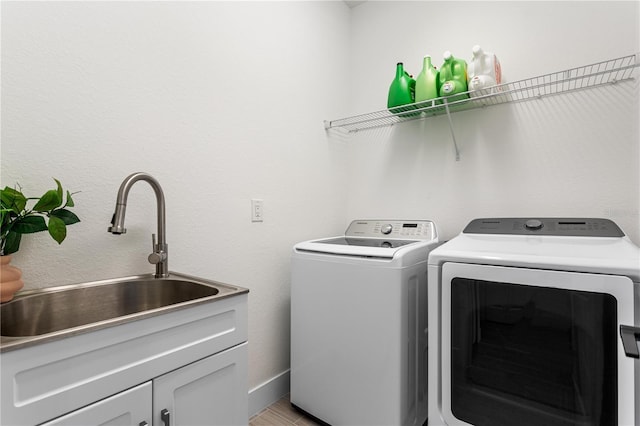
[251,199,264,222]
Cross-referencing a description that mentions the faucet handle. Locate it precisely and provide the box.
[148,251,167,264]
[148,234,167,264]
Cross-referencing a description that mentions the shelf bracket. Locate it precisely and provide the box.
[442,99,461,161]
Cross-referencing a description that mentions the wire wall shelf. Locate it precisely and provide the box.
[325,53,639,138]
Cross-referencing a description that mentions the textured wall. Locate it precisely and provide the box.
[1,1,351,390]
[344,1,640,244]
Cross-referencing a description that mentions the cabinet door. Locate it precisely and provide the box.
[153,342,248,426]
[41,382,152,426]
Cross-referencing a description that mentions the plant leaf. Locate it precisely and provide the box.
[13,215,48,234]
[55,178,63,202]
[33,189,62,212]
[1,186,27,213]
[0,209,10,227]
[51,209,81,225]
[48,216,67,244]
[65,190,75,208]
[2,231,22,255]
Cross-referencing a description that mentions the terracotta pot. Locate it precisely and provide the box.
[1,255,24,303]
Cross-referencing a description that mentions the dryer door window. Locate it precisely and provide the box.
[441,263,636,426]
[452,279,616,425]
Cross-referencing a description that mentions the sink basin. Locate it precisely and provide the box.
[0,273,246,346]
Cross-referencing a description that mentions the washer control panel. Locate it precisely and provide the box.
[345,220,436,240]
[463,218,625,237]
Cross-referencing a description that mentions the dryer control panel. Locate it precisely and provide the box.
[345,220,437,240]
[463,217,625,237]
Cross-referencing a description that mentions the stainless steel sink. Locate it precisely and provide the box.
[0,272,247,350]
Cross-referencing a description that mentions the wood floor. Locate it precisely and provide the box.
[249,394,323,426]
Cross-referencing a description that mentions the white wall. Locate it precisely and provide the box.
[344,1,640,243]
[1,1,351,392]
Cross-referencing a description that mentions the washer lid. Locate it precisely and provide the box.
[294,237,428,259]
[313,237,417,248]
[294,219,439,259]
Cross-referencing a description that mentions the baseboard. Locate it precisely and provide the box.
[248,369,291,417]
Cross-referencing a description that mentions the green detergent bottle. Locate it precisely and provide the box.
[387,62,416,115]
[415,55,439,104]
[438,51,469,102]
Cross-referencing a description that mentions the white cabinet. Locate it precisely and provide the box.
[42,383,152,426]
[43,343,248,426]
[1,293,248,426]
[154,343,248,426]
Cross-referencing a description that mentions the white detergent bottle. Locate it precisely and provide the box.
[468,45,502,97]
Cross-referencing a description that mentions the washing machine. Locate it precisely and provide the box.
[290,219,440,426]
[427,218,640,426]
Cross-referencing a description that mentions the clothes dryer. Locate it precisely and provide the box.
[291,219,440,426]
[428,218,640,426]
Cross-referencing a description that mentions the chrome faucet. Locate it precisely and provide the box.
[108,172,169,278]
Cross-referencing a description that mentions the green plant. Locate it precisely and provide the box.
[0,178,80,255]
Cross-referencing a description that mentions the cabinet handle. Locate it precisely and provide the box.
[161,409,171,426]
[139,422,149,426]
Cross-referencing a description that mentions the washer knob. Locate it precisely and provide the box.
[525,219,544,230]
[381,224,393,235]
